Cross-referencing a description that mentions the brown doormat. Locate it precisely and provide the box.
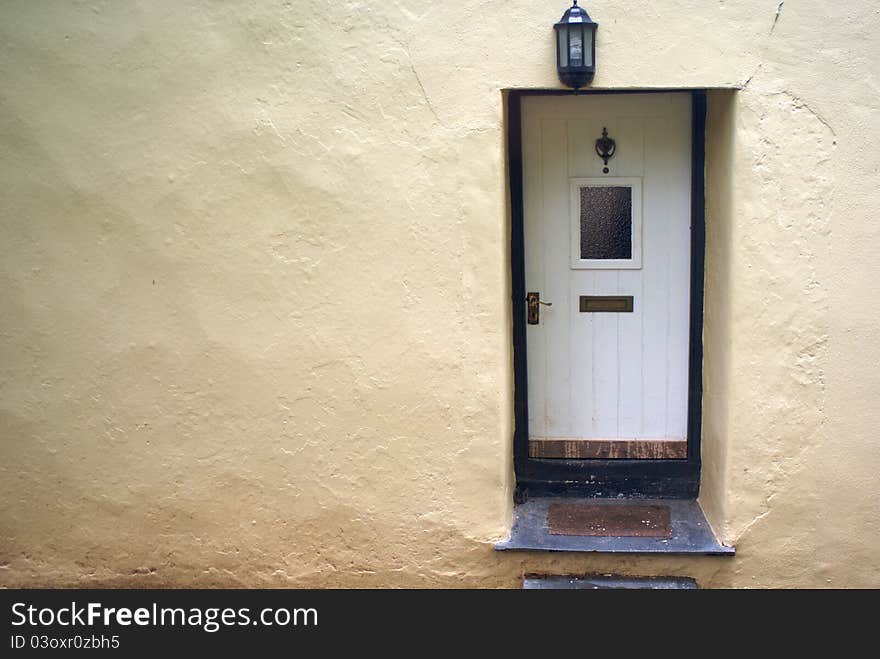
[547,503,672,538]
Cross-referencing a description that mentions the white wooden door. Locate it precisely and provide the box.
[523,93,692,459]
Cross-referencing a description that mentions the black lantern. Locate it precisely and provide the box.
[554,1,598,89]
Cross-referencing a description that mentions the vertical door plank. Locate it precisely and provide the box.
[587,113,621,438]
[615,116,645,438]
[641,113,673,438]
[541,116,572,436]
[566,117,598,436]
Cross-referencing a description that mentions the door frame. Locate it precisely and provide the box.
[509,88,707,499]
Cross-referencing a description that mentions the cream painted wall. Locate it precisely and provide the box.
[1,1,877,587]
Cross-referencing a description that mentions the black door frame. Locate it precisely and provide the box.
[509,89,707,500]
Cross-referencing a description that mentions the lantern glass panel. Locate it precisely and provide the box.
[583,27,594,67]
[557,29,568,67]
[570,27,583,66]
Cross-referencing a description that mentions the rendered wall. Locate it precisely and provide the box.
[1,1,877,587]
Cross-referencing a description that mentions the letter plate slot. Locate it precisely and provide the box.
[579,295,634,313]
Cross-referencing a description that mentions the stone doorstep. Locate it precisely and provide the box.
[494,497,735,555]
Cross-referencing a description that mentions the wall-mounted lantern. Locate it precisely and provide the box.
[554,1,598,89]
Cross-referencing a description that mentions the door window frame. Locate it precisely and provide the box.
[508,89,707,499]
[570,177,643,269]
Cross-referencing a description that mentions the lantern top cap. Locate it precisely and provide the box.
[556,1,597,27]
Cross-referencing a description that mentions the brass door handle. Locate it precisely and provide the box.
[526,292,552,324]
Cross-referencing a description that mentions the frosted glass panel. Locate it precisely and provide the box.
[557,30,568,67]
[579,186,632,260]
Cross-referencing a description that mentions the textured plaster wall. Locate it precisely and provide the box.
[1,1,878,587]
